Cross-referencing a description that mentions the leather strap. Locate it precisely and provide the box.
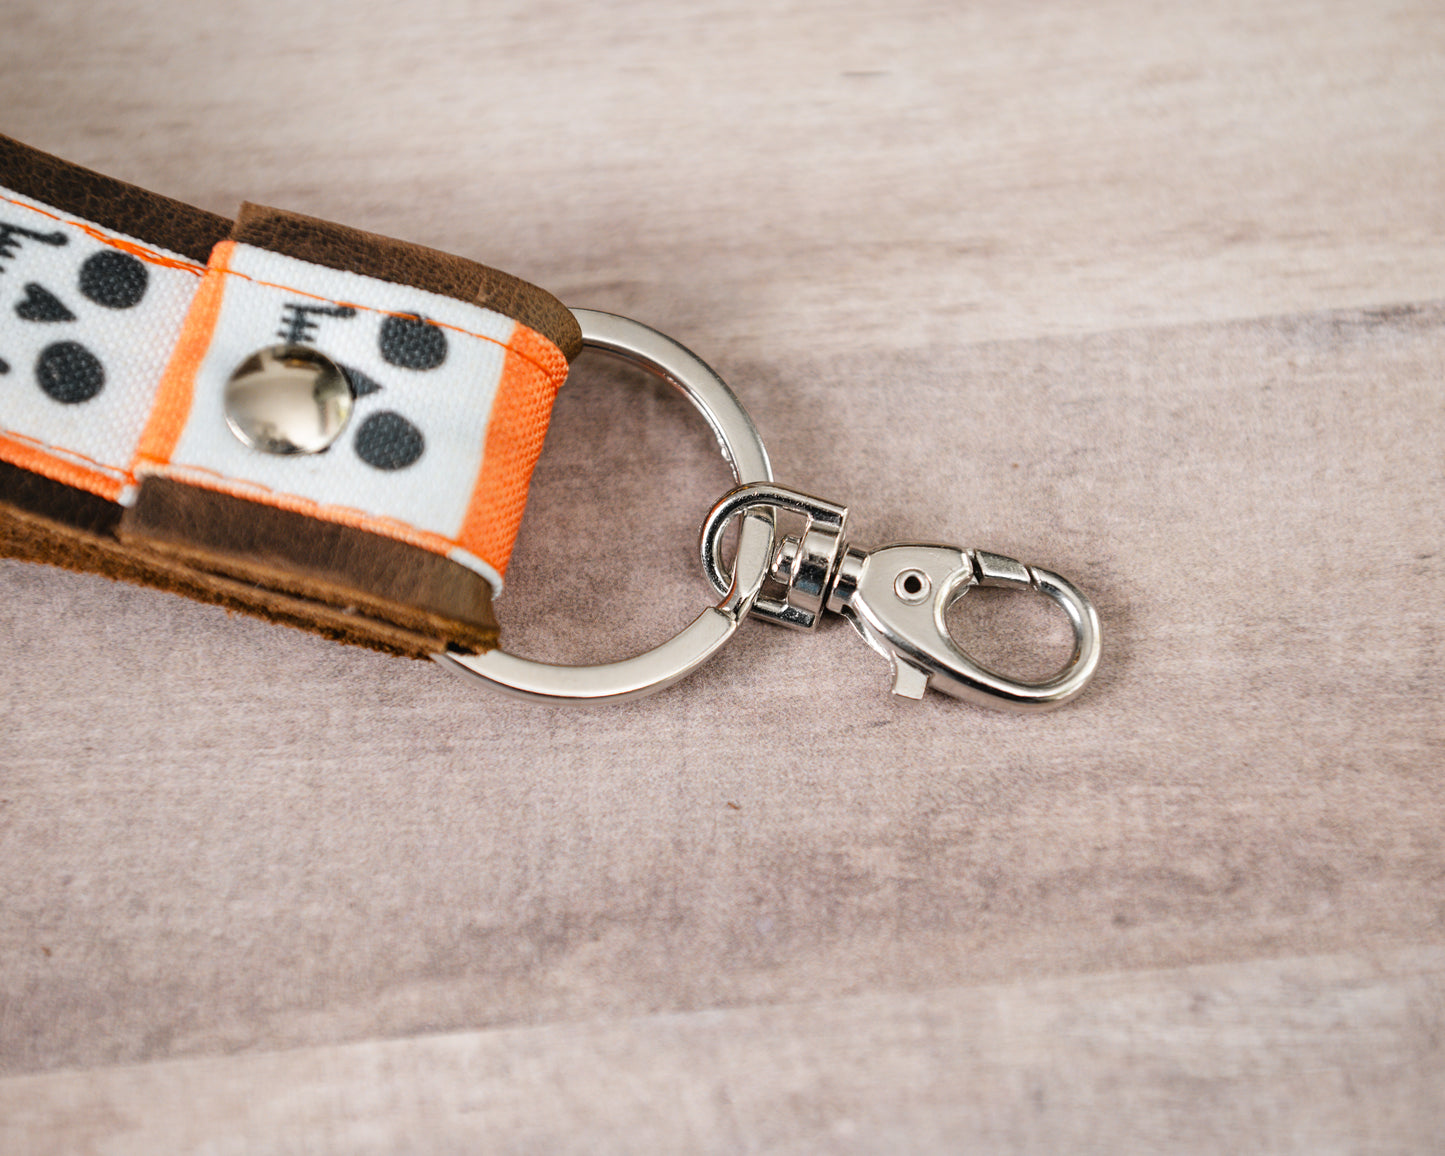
[0,134,580,656]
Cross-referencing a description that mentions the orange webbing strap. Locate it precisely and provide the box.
[0,134,581,656]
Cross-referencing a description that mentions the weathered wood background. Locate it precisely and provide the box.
[1,1,1442,1151]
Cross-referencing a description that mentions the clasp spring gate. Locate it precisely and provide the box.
[438,310,1101,707]
[700,483,1100,710]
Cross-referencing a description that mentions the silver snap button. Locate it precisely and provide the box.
[223,344,354,455]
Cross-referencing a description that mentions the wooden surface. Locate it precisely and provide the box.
[1,1,1443,1151]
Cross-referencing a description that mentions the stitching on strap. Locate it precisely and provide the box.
[208,264,567,380]
[0,425,128,478]
[0,192,207,275]
[0,192,568,382]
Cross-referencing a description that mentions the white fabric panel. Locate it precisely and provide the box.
[0,186,202,487]
[154,244,516,569]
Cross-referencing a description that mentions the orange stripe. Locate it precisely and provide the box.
[0,431,125,500]
[455,322,570,575]
[0,201,211,503]
[133,240,233,470]
[0,204,571,571]
[0,192,206,276]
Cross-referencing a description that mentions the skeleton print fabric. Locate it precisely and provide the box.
[0,187,204,498]
[0,184,566,589]
[134,241,542,589]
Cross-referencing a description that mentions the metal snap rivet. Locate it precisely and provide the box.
[223,344,354,455]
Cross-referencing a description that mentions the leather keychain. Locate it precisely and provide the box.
[0,134,1100,707]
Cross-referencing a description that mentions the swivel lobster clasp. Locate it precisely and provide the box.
[440,310,1100,707]
[699,482,1102,710]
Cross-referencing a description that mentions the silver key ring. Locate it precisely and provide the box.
[433,309,777,704]
[438,310,1102,709]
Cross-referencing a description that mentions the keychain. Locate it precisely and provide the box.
[436,310,1102,706]
[0,135,1100,708]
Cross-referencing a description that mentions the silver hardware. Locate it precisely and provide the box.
[700,483,846,630]
[224,344,354,455]
[437,309,1101,708]
[434,309,775,704]
[894,568,931,603]
[700,482,1101,710]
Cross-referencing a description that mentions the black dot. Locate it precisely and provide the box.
[354,411,424,470]
[379,313,447,370]
[78,250,148,309]
[36,341,104,403]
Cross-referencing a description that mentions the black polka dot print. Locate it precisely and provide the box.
[78,250,148,310]
[15,283,76,323]
[354,410,425,470]
[379,313,447,370]
[36,341,104,404]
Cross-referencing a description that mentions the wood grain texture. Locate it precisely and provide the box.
[1,1,1441,356]
[0,0,1442,1150]
[3,948,1442,1155]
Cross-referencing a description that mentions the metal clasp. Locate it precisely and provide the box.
[700,482,1101,710]
[440,310,1100,708]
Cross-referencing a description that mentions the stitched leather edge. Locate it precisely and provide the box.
[0,462,495,658]
[119,478,498,652]
[0,141,561,657]
[0,133,231,264]
[234,203,583,360]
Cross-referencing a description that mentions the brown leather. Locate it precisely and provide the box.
[0,136,585,657]
[118,479,497,653]
[234,203,583,359]
[0,133,230,264]
[0,457,122,539]
[0,132,580,356]
[0,463,495,657]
